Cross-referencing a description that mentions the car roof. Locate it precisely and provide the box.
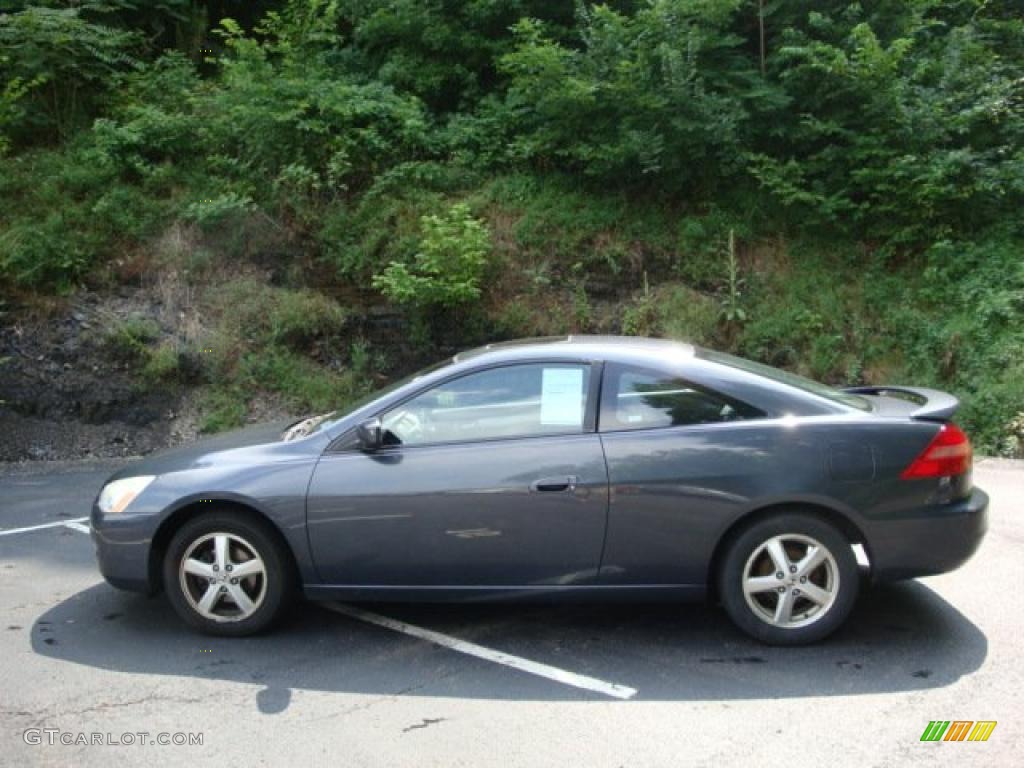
[452,335,696,365]
[448,336,853,418]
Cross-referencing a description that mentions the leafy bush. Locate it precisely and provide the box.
[318,162,463,279]
[335,1,575,113]
[0,71,44,155]
[749,6,1024,247]
[1001,413,1024,459]
[373,203,491,307]
[182,193,256,227]
[0,5,142,143]
[0,218,90,291]
[498,3,755,191]
[207,13,431,200]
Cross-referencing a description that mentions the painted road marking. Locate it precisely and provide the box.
[326,602,638,700]
[852,543,869,568]
[0,517,89,537]
[63,521,91,534]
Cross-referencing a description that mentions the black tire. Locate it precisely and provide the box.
[162,511,294,637]
[718,512,859,645]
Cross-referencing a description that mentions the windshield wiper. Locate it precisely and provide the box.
[281,412,336,441]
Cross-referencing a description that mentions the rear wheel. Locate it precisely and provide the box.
[718,513,859,645]
[163,512,293,636]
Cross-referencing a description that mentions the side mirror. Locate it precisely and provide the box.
[356,417,383,452]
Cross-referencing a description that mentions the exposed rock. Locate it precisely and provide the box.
[1,290,187,461]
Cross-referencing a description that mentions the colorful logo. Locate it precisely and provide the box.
[920,721,997,742]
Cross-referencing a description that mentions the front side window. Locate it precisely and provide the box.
[600,363,763,431]
[381,363,591,446]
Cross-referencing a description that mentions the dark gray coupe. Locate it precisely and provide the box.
[91,336,987,644]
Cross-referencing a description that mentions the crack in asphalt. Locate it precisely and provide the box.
[2,694,209,729]
[402,717,446,733]
[300,670,461,725]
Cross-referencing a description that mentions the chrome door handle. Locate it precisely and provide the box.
[530,476,578,493]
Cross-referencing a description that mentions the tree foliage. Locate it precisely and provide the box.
[2,0,1019,242]
[0,3,142,142]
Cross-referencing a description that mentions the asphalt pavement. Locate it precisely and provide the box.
[0,458,1020,767]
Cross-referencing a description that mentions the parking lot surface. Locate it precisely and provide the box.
[0,458,1020,767]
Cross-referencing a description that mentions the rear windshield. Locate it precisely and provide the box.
[698,350,872,412]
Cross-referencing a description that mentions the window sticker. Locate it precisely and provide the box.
[540,367,584,426]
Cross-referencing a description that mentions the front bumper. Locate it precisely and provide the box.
[868,487,989,582]
[90,504,159,594]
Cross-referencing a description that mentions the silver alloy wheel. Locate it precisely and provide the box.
[178,532,267,623]
[742,533,839,629]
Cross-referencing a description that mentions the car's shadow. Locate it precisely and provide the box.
[31,580,986,710]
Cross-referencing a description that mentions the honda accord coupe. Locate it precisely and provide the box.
[91,336,988,644]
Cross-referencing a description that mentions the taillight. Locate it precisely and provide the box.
[901,423,972,479]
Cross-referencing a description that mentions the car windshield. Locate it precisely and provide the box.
[311,357,455,432]
[698,349,872,411]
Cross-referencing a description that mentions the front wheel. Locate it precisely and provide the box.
[163,512,293,636]
[718,513,859,645]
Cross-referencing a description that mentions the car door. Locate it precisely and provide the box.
[306,361,609,588]
[596,361,770,586]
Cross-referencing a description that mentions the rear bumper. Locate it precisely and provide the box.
[868,488,988,582]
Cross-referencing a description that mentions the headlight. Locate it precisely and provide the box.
[97,475,156,514]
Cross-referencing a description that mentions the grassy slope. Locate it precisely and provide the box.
[6,169,1014,455]
[0,130,1019,454]
[2,2,1021,457]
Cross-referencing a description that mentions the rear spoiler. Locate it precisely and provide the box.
[842,386,960,422]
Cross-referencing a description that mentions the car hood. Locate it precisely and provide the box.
[105,419,329,482]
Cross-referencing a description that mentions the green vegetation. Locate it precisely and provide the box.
[98,278,379,432]
[197,280,377,431]
[374,204,491,309]
[0,1,1021,453]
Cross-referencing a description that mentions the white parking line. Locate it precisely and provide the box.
[852,543,869,568]
[63,521,91,534]
[0,517,89,537]
[326,602,638,700]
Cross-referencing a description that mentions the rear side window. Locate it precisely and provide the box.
[599,363,764,432]
[697,349,871,411]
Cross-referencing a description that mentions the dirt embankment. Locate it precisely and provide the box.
[1,289,182,461]
[0,276,405,463]
[0,277,255,462]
